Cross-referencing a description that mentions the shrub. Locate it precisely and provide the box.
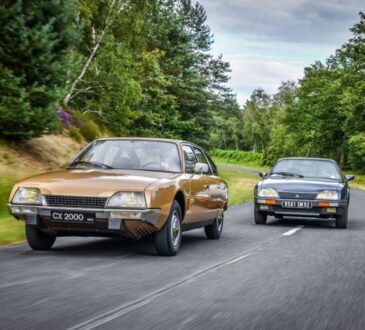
[69,111,102,142]
[67,127,83,143]
[348,133,365,174]
[210,149,263,166]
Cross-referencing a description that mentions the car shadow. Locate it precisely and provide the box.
[267,217,336,229]
[47,230,209,258]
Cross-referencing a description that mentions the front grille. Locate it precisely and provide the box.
[44,195,108,209]
[279,192,317,200]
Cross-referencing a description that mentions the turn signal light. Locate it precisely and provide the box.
[265,199,276,205]
[319,202,330,207]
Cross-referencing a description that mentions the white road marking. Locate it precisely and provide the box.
[226,253,252,264]
[282,225,304,236]
[67,249,261,330]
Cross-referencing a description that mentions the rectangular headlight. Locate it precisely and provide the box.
[12,187,43,205]
[316,190,339,200]
[258,188,279,198]
[107,192,146,208]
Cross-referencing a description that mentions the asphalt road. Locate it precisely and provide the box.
[1,190,365,330]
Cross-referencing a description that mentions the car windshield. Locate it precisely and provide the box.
[270,159,341,180]
[69,140,181,172]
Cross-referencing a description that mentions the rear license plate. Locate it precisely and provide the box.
[282,201,312,209]
[51,211,95,223]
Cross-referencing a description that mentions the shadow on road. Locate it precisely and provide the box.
[44,231,210,258]
[267,217,335,229]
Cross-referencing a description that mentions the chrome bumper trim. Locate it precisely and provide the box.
[8,204,161,227]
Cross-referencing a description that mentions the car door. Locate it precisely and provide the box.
[190,146,221,221]
[193,147,227,218]
[181,144,212,223]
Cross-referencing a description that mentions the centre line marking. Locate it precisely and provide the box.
[226,253,252,265]
[282,225,304,236]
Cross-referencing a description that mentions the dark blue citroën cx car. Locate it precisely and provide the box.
[254,157,355,228]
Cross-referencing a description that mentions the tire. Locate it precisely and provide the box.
[154,201,182,256]
[254,205,267,224]
[26,225,56,250]
[205,213,224,239]
[336,208,348,229]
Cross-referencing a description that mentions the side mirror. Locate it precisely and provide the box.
[345,174,355,182]
[259,172,267,179]
[194,163,209,174]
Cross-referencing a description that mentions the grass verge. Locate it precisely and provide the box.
[219,168,259,206]
[212,157,269,172]
[0,177,25,245]
[350,174,365,190]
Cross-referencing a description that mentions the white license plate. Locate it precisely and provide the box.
[51,211,95,223]
[282,201,312,209]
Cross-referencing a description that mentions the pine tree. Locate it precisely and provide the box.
[0,0,77,139]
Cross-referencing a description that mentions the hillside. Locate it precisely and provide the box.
[0,135,84,245]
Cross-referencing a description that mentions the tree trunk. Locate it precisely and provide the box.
[63,0,125,105]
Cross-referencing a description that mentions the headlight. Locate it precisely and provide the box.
[258,187,279,198]
[316,190,339,200]
[107,192,146,208]
[12,187,43,205]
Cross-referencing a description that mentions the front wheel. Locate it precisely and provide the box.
[336,209,348,229]
[254,205,267,224]
[26,225,56,250]
[154,201,182,256]
[205,213,224,239]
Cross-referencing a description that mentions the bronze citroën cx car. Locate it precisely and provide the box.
[8,138,228,256]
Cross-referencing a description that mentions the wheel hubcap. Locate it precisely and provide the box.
[217,214,224,232]
[170,211,181,247]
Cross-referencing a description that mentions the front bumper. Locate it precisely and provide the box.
[8,204,161,232]
[255,198,347,218]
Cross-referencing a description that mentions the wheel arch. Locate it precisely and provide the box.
[174,190,186,220]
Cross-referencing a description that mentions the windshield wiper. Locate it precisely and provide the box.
[271,171,304,178]
[69,160,114,169]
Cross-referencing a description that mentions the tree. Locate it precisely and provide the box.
[0,0,77,139]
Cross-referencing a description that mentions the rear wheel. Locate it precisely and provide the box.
[154,201,182,256]
[336,209,348,229]
[26,225,56,250]
[205,213,224,239]
[254,205,267,224]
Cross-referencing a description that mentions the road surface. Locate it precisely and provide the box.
[1,190,365,329]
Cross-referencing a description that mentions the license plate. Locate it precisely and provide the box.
[282,201,312,209]
[51,211,95,223]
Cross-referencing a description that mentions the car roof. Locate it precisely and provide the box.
[96,137,185,144]
[277,157,337,163]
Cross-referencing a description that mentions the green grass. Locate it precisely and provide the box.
[219,168,260,206]
[0,177,25,245]
[350,174,365,190]
[213,156,270,172]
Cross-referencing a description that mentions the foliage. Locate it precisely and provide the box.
[238,13,365,171]
[67,127,83,143]
[348,133,365,173]
[0,0,78,139]
[69,110,102,142]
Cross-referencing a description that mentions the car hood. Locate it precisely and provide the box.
[11,169,180,198]
[260,177,342,193]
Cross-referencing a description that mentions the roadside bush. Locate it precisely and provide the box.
[70,111,102,142]
[67,127,83,143]
[348,133,365,173]
[210,149,263,166]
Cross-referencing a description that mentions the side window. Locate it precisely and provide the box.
[193,147,212,175]
[182,145,197,174]
[205,152,219,176]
